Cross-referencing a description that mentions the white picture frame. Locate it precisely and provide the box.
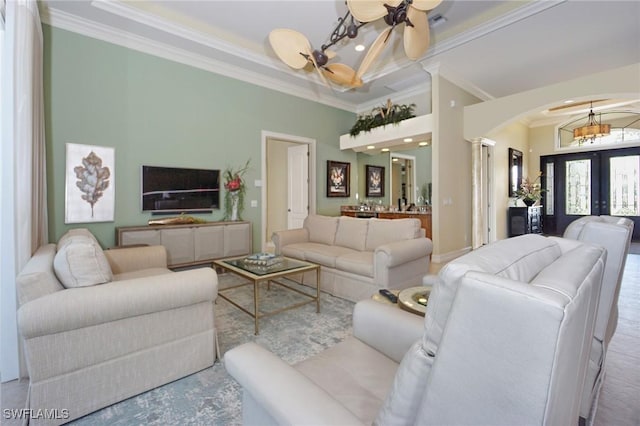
[65,143,115,224]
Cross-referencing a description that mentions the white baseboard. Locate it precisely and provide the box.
[432,246,472,264]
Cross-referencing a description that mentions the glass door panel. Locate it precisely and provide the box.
[565,159,592,215]
[609,155,639,216]
[545,162,554,215]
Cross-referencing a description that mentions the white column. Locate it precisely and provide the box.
[470,139,484,249]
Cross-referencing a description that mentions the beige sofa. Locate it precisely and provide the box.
[16,228,218,425]
[226,234,605,425]
[272,215,432,302]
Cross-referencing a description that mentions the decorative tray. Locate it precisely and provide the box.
[243,253,283,267]
[398,286,431,316]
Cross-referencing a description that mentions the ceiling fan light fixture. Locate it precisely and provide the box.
[269,0,441,90]
[573,102,611,144]
[347,17,359,38]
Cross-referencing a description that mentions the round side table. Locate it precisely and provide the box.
[397,286,431,316]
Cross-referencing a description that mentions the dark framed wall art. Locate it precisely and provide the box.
[365,165,385,197]
[327,160,350,197]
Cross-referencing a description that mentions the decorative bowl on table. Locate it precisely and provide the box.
[243,253,283,267]
[398,286,431,316]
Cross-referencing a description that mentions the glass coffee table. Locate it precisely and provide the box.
[214,255,320,334]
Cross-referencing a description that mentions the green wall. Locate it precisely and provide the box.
[43,25,355,249]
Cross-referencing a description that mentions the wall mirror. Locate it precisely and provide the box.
[390,152,416,206]
[509,148,523,197]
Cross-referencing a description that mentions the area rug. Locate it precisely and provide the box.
[70,273,355,425]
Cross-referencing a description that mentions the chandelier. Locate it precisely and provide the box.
[573,102,611,144]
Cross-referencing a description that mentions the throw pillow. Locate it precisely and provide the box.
[334,216,369,251]
[54,235,113,288]
[365,218,421,251]
[304,215,339,245]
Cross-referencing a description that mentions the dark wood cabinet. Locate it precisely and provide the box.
[508,206,542,237]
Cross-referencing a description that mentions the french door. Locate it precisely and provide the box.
[540,147,640,240]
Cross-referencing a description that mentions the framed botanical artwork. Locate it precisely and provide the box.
[65,143,115,224]
[366,165,385,197]
[327,160,350,197]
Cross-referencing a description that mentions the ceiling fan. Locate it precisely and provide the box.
[269,0,442,89]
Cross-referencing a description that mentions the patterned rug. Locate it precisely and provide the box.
[70,273,355,425]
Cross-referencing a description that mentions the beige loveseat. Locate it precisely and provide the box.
[16,228,218,425]
[272,215,432,302]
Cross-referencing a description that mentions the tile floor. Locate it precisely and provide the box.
[2,255,639,425]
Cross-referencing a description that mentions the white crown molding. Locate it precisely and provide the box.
[425,0,566,59]
[421,62,493,102]
[363,0,567,94]
[91,0,276,72]
[39,7,358,113]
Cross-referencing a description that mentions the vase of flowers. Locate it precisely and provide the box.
[516,172,544,206]
[223,159,250,221]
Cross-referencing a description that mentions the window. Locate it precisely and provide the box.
[557,111,640,150]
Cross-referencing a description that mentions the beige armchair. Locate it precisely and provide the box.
[17,229,218,425]
[226,234,605,425]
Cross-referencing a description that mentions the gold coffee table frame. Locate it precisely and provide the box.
[214,256,320,335]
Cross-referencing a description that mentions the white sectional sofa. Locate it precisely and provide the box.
[272,214,432,302]
[563,215,634,421]
[226,234,606,425]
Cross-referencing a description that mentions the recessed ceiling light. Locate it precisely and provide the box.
[564,100,575,104]
[418,141,429,146]
[403,138,413,143]
[367,145,375,150]
[381,148,390,152]
[392,158,398,162]
[355,44,365,52]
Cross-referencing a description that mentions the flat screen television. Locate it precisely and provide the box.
[141,165,220,214]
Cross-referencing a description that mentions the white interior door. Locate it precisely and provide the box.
[287,144,309,229]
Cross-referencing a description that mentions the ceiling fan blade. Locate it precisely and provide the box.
[346,0,400,23]
[410,0,443,12]
[404,7,430,60]
[269,28,311,70]
[356,27,393,80]
[323,64,363,88]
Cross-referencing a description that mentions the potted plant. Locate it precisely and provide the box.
[223,159,250,221]
[516,172,544,206]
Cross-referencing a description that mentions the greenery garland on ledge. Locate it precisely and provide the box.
[349,99,416,137]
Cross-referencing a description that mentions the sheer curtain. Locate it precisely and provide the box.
[1,0,48,382]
